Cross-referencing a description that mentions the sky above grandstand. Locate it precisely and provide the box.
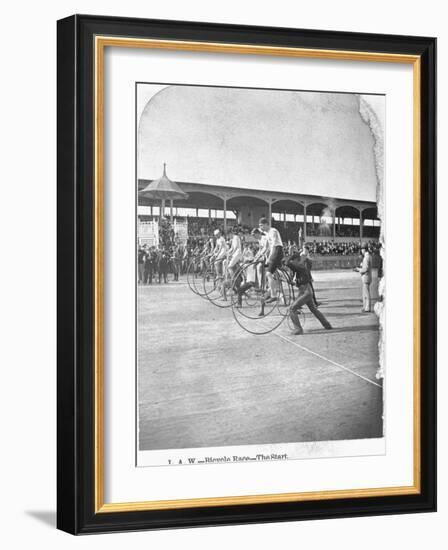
[137,84,384,202]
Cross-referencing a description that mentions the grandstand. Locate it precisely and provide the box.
[137,179,380,247]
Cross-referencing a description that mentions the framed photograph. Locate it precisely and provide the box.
[57,14,436,534]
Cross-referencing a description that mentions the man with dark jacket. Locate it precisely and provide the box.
[138,245,148,284]
[157,249,170,284]
[143,246,157,284]
[172,245,182,281]
[300,245,320,307]
[285,253,333,335]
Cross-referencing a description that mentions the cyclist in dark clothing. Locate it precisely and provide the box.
[285,253,333,335]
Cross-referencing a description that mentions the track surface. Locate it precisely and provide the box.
[138,270,383,451]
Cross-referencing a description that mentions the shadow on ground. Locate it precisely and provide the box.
[25,510,56,528]
[302,324,379,335]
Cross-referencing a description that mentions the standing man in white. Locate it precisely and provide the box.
[355,244,373,313]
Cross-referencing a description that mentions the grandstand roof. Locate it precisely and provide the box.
[138,180,378,218]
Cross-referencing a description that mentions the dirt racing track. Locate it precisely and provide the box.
[137,270,383,451]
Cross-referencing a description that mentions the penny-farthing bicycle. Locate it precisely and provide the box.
[230,260,306,335]
[202,257,235,308]
[187,254,210,298]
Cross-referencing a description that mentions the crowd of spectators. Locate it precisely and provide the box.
[306,225,360,238]
[185,218,379,243]
[306,240,379,256]
[187,219,220,237]
[185,235,380,258]
[187,219,253,239]
[185,219,380,257]
[273,220,379,240]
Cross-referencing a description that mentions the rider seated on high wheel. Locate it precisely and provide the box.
[211,228,228,277]
[226,226,243,282]
[234,228,266,307]
[284,252,333,336]
[200,236,214,272]
[249,228,268,289]
[233,241,256,307]
[258,217,284,304]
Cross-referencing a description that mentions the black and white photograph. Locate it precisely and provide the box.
[136,83,385,466]
[0,0,441,542]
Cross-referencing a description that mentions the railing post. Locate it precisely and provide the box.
[359,208,363,241]
[303,204,307,241]
[223,198,227,231]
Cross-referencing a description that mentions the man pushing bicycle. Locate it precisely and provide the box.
[285,252,333,335]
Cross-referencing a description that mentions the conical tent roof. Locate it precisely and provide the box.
[139,164,188,201]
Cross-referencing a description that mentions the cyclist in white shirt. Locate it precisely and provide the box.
[251,228,268,290]
[211,228,228,277]
[227,226,243,280]
[254,229,268,260]
[200,236,214,272]
[258,217,284,303]
[234,242,256,307]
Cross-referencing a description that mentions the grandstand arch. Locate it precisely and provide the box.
[334,204,363,239]
[226,195,270,227]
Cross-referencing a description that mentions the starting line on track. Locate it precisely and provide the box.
[274,333,383,388]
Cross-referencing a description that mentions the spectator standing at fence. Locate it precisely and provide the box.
[157,248,170,284]
[138,245,148,284]
[355,244,372,312]
[172,245,182,281]
[143,246,157,284]
[181,246,189,274]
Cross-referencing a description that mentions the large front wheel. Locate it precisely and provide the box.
[230,263,294,335]
[186,258,200,295]
[203,262,233,308]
